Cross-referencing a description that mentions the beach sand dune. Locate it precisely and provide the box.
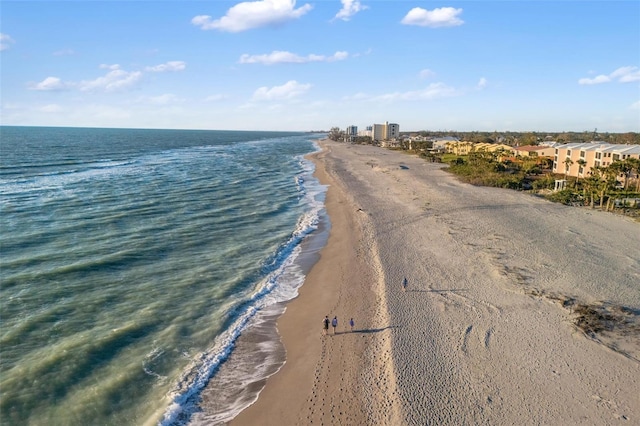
[231,140,639,425]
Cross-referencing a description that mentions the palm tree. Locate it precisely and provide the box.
[582,173,598,208]
[563,157,574,178]
[608,160,631,190]
[588,166,617,209]
[626,157,640,192]
[576,158,587,187]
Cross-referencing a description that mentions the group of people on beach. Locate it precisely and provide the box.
[323,278,408,336]
[323,315,355,335]
[322,277,409,336]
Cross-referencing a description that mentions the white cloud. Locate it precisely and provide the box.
[401,7,464,28]
[140,94,184,105]
[419,69,436,79]
[477,77,488,89]
[251,80,312,101]
[40,104,62,113]
[341,92,369,101]
[579,66,640,85]
[578,75,611,85]
[1,33,15,51]
[341,82,461,103]
[145,61,186,72]
[78,65,142,92]
[192,0,312,32]
[27,61,185,95]
[631,101,640,110]
[375,83,458,101]
[353,48,373,58]
[29,77,69,91]
[204,94,228,102]
[239,50,348,64]
[334,0,368,21]
[100,64,121,70]
[611,66,640,83]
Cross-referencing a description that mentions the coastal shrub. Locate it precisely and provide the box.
[544,189,581,205]
[532,174,556,190]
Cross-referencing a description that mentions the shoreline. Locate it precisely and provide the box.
[187,141,331,425]
[230,139,386,425]
[231,140,640,425]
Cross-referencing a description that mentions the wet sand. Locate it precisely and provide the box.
[231,140,640,425]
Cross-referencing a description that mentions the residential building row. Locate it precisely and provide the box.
[443,139,640,179]
[551,142,640,178]
[340,128,640,181]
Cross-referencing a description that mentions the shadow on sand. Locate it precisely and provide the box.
[407,288,469,293]
[331,325,400,336]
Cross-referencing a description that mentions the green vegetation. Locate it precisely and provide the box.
[437,150,640,218]
[405,130,640,145]
[327,125,640,217]
[441,151,536,190]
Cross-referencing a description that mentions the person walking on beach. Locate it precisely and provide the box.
[350,318,355,332]
[402,277,408,292]
[331,316,338,335]
[323,315,330,336]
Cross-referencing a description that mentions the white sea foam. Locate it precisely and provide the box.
[0,128,327,426]
[157,149,327,425]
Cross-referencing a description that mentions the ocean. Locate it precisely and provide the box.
[0,126,327,425]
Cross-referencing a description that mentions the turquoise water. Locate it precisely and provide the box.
[0,127,326,425]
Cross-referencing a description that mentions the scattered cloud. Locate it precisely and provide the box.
[341,81,464,103]
[477,77,488,89]
[78,65,142,92]
[611,66,640,83]
[139,94,185,105]
[204,94,229,102]
[419,69,436,79]
[341,92,369,101]
[1,33,15,51]
[28,62,186,94]
[239,50,348,64]
[145,61,186,72]
[579,66,640,85]
[191,0,312,32]
[40,104,63,113]
[631,100,640,110]
[401,7,464,28]
[334,0,368,21]
[353,48,373,57]
[375,83,459,101]
[29,77,69,91]
[251,80,312,101]
[578,75,610,85]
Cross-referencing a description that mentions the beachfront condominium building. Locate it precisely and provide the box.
[372,124,386,142]
[552,142,640,179]
[387,122,400,140]
[372,121,400,142]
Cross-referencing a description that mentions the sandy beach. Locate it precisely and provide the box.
[231,139,640,425]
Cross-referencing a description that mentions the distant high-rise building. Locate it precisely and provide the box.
[344,125,358,142]
[371,121,400,142]
[387,122,400,140]
[372,123,386,142]
[358,126,373,138]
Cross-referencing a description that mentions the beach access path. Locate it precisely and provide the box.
[231,140,640,425]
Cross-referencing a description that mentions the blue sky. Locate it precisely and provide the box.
[1,0,639,132]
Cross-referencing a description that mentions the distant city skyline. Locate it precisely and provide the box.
[1,1,639,132]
